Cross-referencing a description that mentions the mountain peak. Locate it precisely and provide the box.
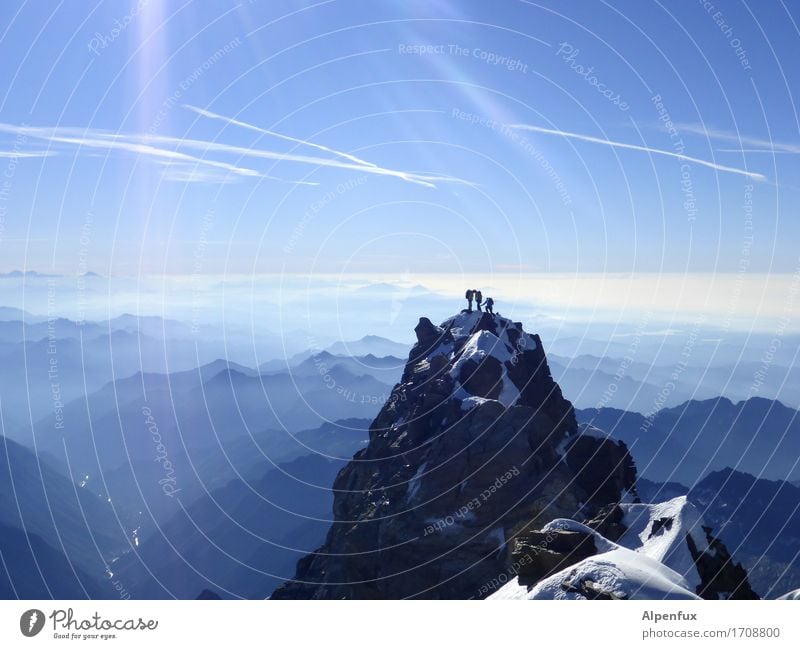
[272,311,638,599]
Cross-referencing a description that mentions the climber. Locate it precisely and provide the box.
[475,289,483,311]
[465,288,474,312]
[482,296,494,315]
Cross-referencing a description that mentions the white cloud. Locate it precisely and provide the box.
[0,120,470,188]
[0,123,316,185]
[0,150,54,158]
[509,123,766,181]
[674,123,800,154]
[184,104,379,168]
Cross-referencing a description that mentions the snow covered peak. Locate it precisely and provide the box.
[406,311,542,409]
[440,311,537,351]
[453,329,514,365]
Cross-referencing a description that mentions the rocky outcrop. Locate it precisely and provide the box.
[272,312,637,599]
[687,526,759,599]
[493,496,759,600]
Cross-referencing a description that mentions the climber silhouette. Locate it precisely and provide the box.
[482,296,494,315]
[465,289,474,312]
[475,289,483,312]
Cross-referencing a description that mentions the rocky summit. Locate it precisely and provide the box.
[272,311,640,599]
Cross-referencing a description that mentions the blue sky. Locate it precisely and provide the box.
[0,0,798,278]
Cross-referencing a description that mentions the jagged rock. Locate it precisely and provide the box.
[564,426,638,507]
[513,529,597,586]
[271,311,636,599]
[456,354,503,400]
[584,504,627,542]
[687,526,760,599]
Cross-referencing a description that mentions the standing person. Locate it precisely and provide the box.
[482,296,494,315]
[465,288,474,312]
[474,289,483,311]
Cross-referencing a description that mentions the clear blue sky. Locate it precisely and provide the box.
[0,0,798,276]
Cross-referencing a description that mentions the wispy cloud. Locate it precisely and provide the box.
[716,148,799,155]
[0,150,54,158]
[0,120,469,188]
[0,123,316,185]
[158,162,245,184]
[182,105,475,188]
[675,123,800,154]
[508,123,766,181]
[184,104,378,168]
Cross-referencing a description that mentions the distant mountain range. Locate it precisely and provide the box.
[550,352,800,412]
[577,397,800,485]
[3,305,800,600]
[112,452,358,598]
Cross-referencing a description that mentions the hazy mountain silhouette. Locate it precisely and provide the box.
[578,397,800,485]
[112,453,355,598]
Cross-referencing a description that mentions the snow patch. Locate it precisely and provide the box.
[406,462,427,501]
[778,588,800,600]
[578,422,615,441]
[460,395,491,411]
[618,496,708,590]
[529,548,700,600]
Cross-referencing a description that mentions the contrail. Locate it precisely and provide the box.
[39,132,318,186]
[508,123,766,181]
[182,105,476,188]
[717,148,799,155]
[675,123,800,154]
[0,122,465,188]
[184,104,378,168]
[0,150,53,158]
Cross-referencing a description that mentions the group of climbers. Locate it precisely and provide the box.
[464,289,494,315]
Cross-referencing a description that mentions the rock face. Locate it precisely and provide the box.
[272,312,637,599]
